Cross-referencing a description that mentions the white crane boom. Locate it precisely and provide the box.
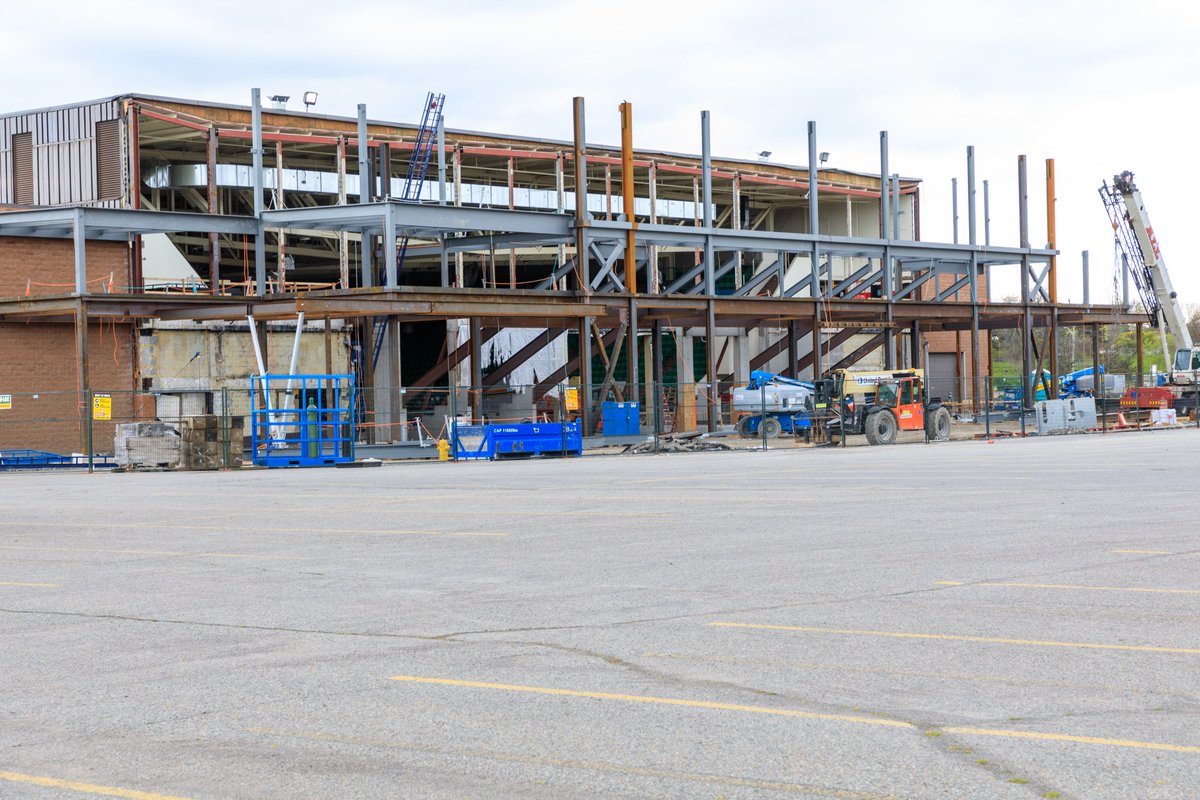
[1099,171,1192,350]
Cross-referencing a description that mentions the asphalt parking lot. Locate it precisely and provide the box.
[2,429,1198,799]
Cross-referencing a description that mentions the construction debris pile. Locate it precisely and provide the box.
[622,432,733,455]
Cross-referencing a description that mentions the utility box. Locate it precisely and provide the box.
[602,402,641,436]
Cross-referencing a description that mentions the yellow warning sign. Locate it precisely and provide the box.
[564,388,580,412]
[92,393,112,421]
[0,394,10,411]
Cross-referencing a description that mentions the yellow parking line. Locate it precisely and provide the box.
[388,675,911,728]
[708,622,1200,655]
[0,581,56,588]
[386,675,1200,755]
[934,580,1200,596]
[0,770,190,800]
[1112,549,1173,555]
[0,545,308,561]
[942,727,1200,754]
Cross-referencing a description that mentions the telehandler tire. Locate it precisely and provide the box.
[864,410,897,445]
[925,406,951,441]
[760,417,783,439]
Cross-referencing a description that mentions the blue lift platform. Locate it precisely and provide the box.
[250,374,355,467]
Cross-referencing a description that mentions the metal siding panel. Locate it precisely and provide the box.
[926,352,958,403]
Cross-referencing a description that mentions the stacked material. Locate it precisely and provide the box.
[114,416,243,470]
[180,415,244,470]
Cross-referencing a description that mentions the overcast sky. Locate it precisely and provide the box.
[4,0,1199,305]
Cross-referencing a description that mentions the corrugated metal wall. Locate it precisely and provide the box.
[0,98,126,208]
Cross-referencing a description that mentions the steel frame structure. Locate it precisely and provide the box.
[0,91,1137,439]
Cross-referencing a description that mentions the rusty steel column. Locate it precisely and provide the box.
[572,97,589,291]
[1046,158,1059,380]
[787,320,799,378]
[129,103,144,291]
[620,102,637,293]
[578,317,592,435]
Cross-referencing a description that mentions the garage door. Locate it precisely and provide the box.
[926,352,959,403]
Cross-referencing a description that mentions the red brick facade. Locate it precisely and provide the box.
[0,237,136,454]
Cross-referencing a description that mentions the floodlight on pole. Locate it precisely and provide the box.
[303,91,318,112]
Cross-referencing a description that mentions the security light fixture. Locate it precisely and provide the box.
[819,151,830,165]
[303,91,318,111]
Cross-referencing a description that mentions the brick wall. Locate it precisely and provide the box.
[0,237,136,454]
[0,236,130,298]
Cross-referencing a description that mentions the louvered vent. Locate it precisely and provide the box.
[96,119,122,201]
[12,132,32,205]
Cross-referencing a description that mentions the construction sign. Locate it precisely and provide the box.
[564,388,580,412]
[92,393,112,421]
[0,394,10,410]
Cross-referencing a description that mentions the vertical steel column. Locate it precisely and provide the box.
[75,301,90,462]
[1046,158,1059,381]
[437,115,447,205]
[1092,324,1103,431]
[507,157,516,289]
[620,103,639,378]
[880,131,894,369]
[73,208,87,293]
[705,299,717,431]
[454,146,464,287]
[910,320,921,369]
[983,179,991,246]
[337,136,349,289]
[384,203,397,287]
[967,146,980,412]
[469,318,483,421]
[572,98,589,291]
[812,304,822,380]
[128,103,143,291]
[701,111,714,296]
[275,141,286,287]
[652,319,664,436]
[891,175,900,241]
[251,88,266,294]
[1082,250,1090,305]
[787,320,799,379]
[357,103,372,287]
[1018,155,1032,414]
[648,161,658,293]
[207,126,219,294]
[951,177,959,244]
[630,297,640,416]
[808,121,819,299]
[579,318,592,435]
[438,115,449,287]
